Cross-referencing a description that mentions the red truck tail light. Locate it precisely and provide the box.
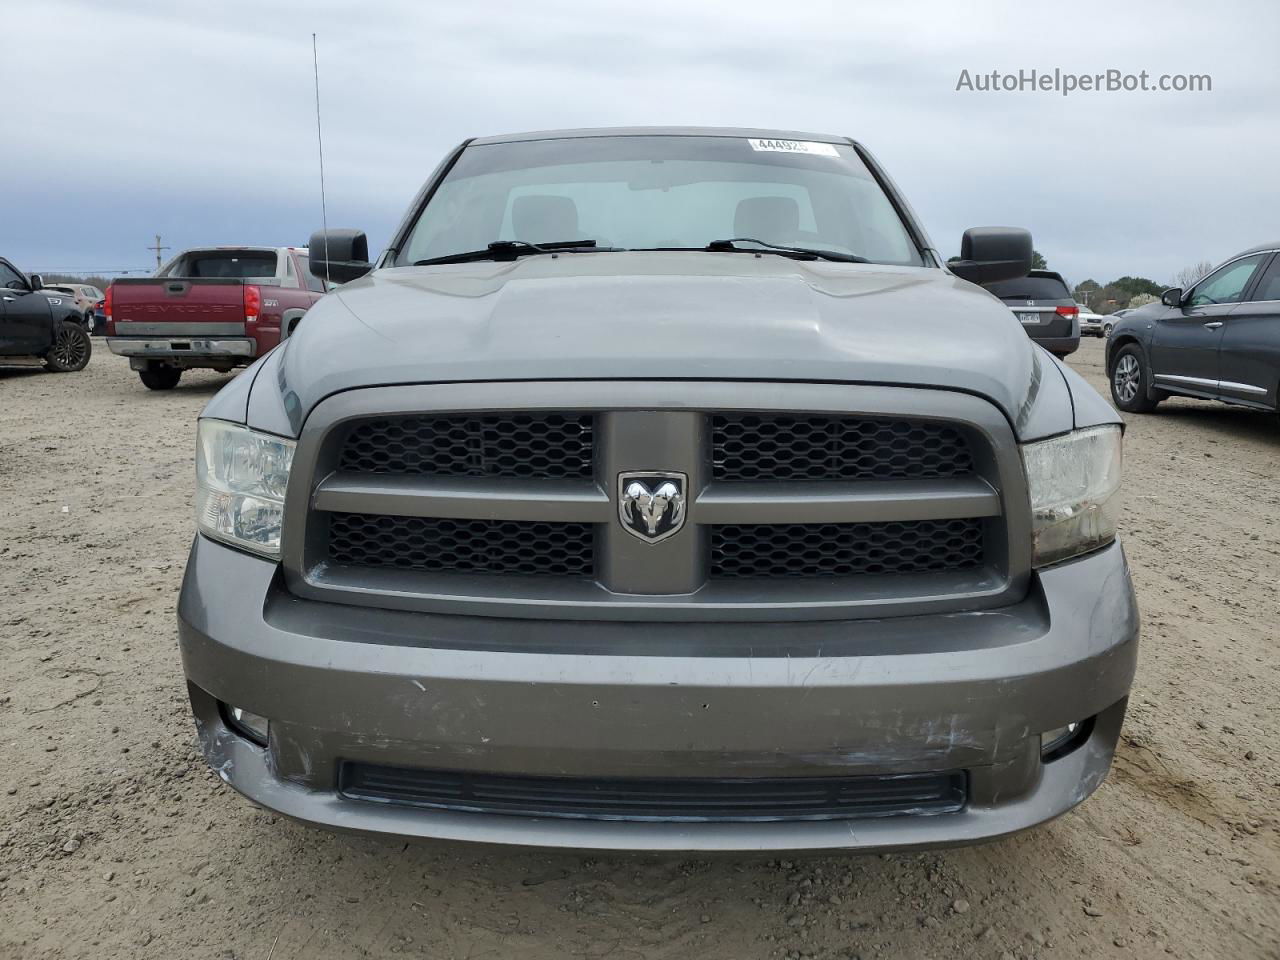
[243,284,261,323]
[103,285,113,320]
[1055,306,1079,318]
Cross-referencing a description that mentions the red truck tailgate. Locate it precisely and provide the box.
[110,278,247,333]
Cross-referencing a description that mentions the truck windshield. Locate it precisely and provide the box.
[397,135,923,267]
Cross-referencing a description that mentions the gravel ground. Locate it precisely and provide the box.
[1,338,1277,960]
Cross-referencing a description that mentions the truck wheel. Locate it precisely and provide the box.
[1110,344,1160,413]
[139,366,182,390]
[44,321,92,372]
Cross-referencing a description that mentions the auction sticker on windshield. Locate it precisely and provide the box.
[747,138,840,157]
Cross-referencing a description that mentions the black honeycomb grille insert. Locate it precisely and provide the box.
[340,763,968,823]
[712,414,974,482]
[711,519,985,579]
[339,413,594,480]
[327,513,594,577]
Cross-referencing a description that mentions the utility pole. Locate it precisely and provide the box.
[147,234,170,271]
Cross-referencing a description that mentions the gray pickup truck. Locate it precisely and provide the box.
[178,127,1137,852]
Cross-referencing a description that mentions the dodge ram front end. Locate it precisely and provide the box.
[177,128,1138,851]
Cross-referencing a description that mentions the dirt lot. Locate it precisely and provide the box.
[1,337,1277,960]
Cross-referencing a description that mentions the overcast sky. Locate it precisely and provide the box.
[4,0,1277,287]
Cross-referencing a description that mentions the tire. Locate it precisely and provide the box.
[139,366,182,390]
[43,321,92,372]
[1110,344,1160,413]
[1103,322,1114,339]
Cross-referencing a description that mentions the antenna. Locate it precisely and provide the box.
[312,33,331,288]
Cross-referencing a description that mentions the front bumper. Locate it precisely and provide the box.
[178,535,1139,852]
[107,337,256,359]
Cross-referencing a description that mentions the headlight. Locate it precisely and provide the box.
[195,419,295,558]
[1021,424,1122,567]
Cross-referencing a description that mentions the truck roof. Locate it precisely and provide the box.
[470,126,853,146]
[161,245,309,260]
[205,245,308,253]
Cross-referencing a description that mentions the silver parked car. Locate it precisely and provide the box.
[179,127,1137,852]
[1078,303,1107,337]
[1103,308,1133,339]
[39,283,103,327]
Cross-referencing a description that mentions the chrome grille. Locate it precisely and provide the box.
[710,519,985,579]
[328,513,594,577]
[713,414,973,482]
[339,413,594,480]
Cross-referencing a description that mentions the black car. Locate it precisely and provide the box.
[984,269,1081,358]
[1107,242,1280,414]
[0,257,92,372]
[90,298,107,335]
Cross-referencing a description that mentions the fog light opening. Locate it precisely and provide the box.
[1040,715,1095,763]
[220,702,269,747]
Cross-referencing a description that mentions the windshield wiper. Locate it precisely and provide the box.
[415,240,605,266]
[704,237,869,263]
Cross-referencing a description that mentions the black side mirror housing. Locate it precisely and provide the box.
[308,229,372,284]
[948,227,1033,285]
[28,273,44,291]
[1161,287,1183,307]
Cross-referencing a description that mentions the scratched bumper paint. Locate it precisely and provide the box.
[177,534,1138,851]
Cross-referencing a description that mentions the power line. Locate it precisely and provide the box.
[39,268,153,275]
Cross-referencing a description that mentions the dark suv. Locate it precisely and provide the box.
[1,257,92,372]
[1107,242,1280,414]
[985,270,1081,358]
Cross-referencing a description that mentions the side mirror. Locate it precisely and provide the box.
[308,229,372,284]
[948,227,1033,285]
[28,273,44,291]
[1161,287,1183,307]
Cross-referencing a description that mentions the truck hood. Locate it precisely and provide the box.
[275,252,1071,439]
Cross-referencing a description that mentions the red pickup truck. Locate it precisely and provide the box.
[105,246,326,389]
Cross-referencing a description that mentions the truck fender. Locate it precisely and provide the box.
[281,308,308,339]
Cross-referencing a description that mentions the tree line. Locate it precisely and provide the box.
[41,273,115,291]
[1070,259,1213,314]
